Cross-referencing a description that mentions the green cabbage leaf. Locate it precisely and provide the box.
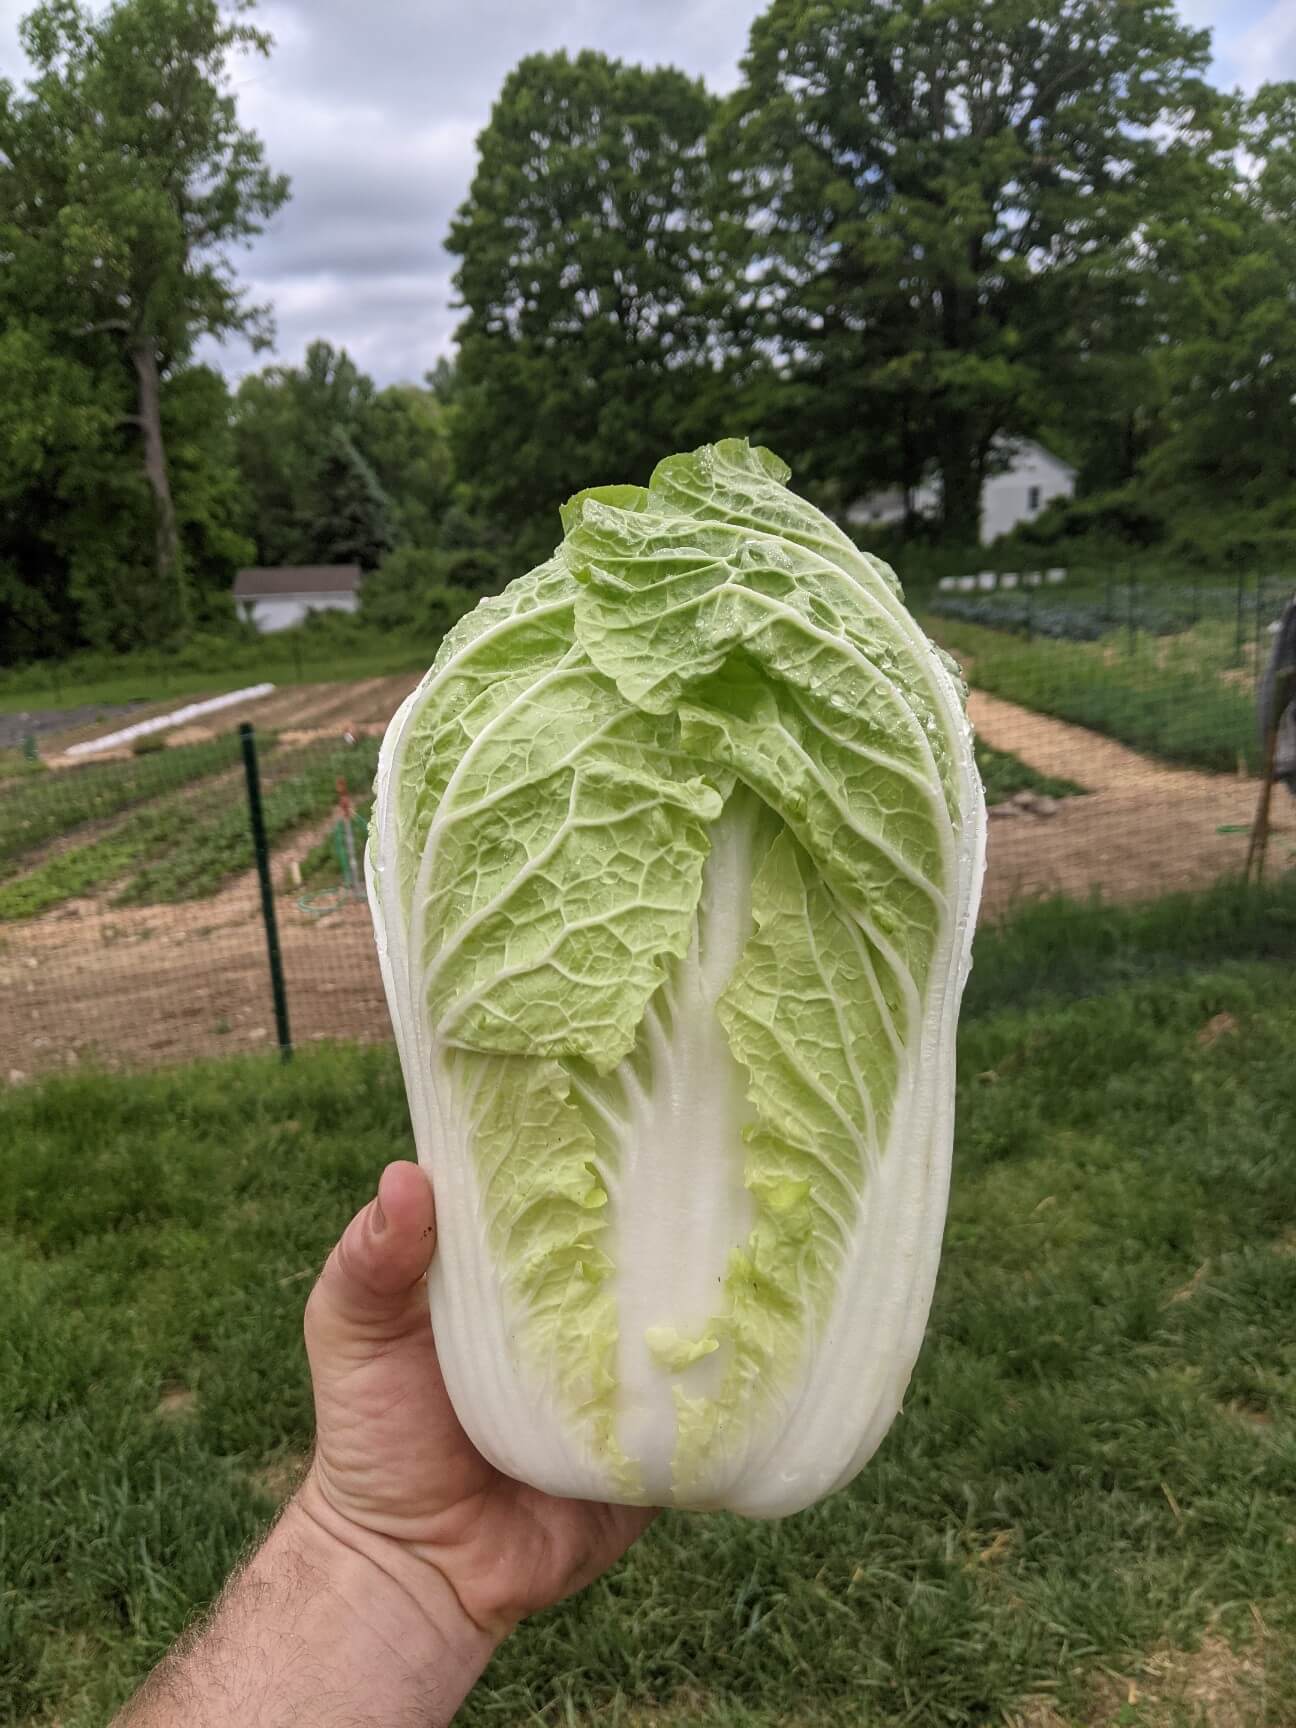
[367,441,985,1514]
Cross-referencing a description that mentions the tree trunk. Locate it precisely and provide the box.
[131,342,187,633]
[939,427,983,545]
[900,415,924,536]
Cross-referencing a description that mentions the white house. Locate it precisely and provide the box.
[846,439,1077,545]
[234,566,364,634]
[981,442,1076,541]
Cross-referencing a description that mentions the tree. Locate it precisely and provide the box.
[308,431,395,572]
[1146,84,1296,527]
[0,322,126,658]
[0,0,288,633]
[235,341,375,566]
[164,365,256,617]
[447,50,726,567]
[723,0,1230,541]
[234,343,450,565]
[363,385,454,549]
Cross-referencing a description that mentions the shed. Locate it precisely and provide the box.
[233,566,364,634]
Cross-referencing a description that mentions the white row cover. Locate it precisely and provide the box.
[64,684,276,758]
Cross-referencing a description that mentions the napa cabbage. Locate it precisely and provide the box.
[366,441,985,1516]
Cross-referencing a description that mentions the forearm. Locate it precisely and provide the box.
[115,1484,498,1728]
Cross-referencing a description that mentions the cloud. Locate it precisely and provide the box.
[6,0,1287,385]
[202,0,764,383]
[1,0,761,384]
[1233,0,1296,89]
[1174,0,1293,88]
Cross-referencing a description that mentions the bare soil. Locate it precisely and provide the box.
[967,690,1293,917]
[2,677,1291,1079]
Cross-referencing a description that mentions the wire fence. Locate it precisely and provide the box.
[1,575,1294,1080]
[0,676,415,1080]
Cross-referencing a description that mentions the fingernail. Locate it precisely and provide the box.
[371,1190,388,1234]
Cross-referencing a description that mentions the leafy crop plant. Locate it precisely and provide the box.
[368,442,985,1515]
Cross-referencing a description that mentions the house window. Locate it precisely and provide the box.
[1027,485,1042,512]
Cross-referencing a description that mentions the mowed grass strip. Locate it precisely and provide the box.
[927,614,1260,775]
[973,740,1085,806]
[1,890,1295,1726]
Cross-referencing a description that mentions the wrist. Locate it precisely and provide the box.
[286,1474,499,1696]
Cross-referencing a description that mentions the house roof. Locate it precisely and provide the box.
[1009,438,1077,477]
[233,565,363,600]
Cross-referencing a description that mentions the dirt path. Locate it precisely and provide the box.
[4,674,1293,1079]
[0,802,388,1080]
[967,690,1293,915]
[967,690,1227,795]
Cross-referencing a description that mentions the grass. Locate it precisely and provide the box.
[2,885,1295,1725]
[0,625,443,718]
[973,740,1085,805]
[0,736,378,921]
[929,614,1260,774]
[966,872,1296,1020]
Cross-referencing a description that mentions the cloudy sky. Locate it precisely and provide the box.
[1,0,1291,386]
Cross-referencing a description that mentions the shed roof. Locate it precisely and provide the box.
[233,565,363,599]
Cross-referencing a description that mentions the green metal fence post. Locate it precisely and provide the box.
[1126,566,1137,655]
[240,722,292,1062]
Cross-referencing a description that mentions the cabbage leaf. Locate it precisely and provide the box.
[368,441,985,1515]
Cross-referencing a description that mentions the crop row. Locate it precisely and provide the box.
[0,738,379,922]
[0,732,250,873]
[928,577,1290,647]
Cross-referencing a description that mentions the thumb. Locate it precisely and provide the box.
[305,1161,437,1353]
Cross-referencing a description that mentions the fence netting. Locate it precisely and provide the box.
[0,676,415,1079]
[2,569,1293,1080]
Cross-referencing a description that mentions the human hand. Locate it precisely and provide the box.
[298,1160,655,1644]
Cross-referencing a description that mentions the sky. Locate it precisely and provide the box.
[0,0,1292,388]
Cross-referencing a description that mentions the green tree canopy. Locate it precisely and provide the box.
[723,0,1231,540]
[0,0,286,642]
[1145,83,1296,530]
[234,341,450,568]
[447,49,727,567]
[364,385,455,550]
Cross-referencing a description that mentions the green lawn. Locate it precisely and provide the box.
[928,614,1260,775]
[0,627,443,719]
[2,884,1295,1725]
